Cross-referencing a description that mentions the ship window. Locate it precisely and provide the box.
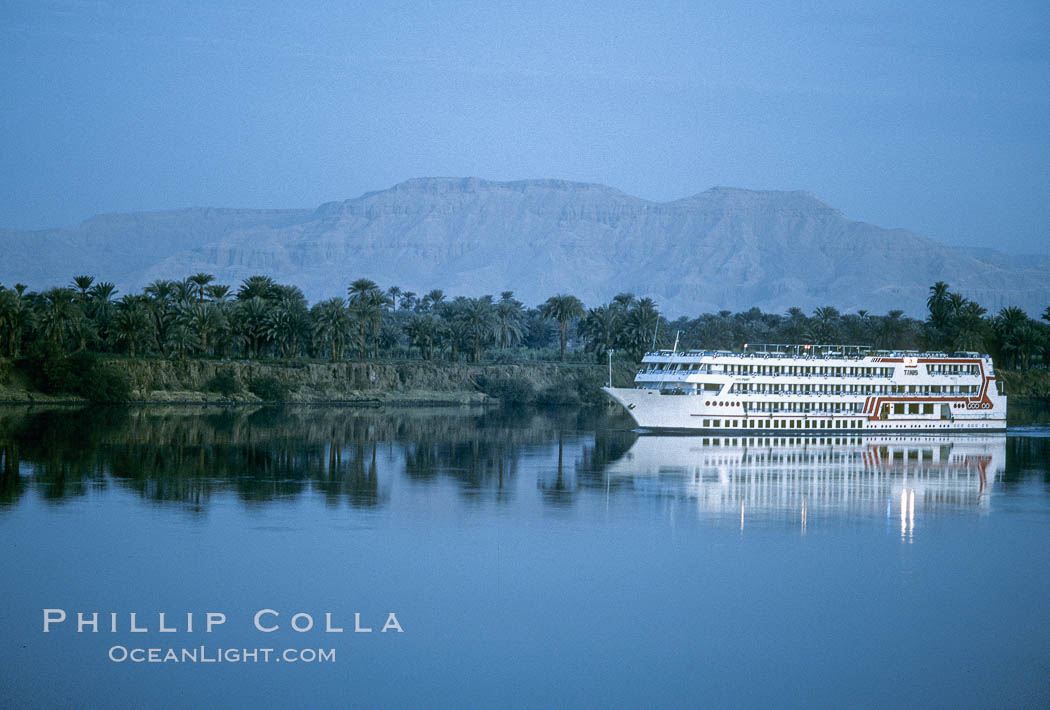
[894,404,905,415]
[923,404,933,414]
[713,420,720,427]
[908,403,919,414]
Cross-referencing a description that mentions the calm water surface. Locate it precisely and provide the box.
[1,404,1049,709]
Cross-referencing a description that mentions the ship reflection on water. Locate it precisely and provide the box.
[602,434,1005,534]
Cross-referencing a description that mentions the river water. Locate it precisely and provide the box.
[1,404,1048,708]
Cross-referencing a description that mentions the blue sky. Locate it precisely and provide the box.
[2,0,1048,253]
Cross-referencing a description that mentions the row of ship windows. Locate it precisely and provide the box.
[703,418,866,429]
[697,436,958,449]
[728,383,980,395]
[738,402,864,413]
[927,364,981,375]
[715,402,947,415]
[704,447,945,464]
[645,364,895,377]
[707,402,950,420]
[645,363,981,377]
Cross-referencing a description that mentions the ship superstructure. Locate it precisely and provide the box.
[602,344,1006,432]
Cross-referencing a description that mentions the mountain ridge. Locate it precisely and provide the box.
[1,178,1047,317]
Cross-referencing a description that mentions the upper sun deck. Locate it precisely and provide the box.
[641,344,989,363]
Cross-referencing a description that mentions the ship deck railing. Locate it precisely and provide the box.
[638,370,978,380]
[644,348,990,360]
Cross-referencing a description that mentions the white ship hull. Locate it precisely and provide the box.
[603,347,1007,433]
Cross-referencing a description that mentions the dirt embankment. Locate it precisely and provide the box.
[0,356,618,405]
[998,369,1050,403]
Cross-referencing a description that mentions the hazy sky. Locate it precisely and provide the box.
[2,0,1048,253]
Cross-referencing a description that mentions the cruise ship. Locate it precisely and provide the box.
[602,344,1007,433]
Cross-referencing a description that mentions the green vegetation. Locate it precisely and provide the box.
[205,370,241,397]
[1,274,1049,403]
[248,376,288,402]
[16,344,130,403]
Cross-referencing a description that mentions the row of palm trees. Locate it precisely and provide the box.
[1,275,1048,370]
[0,274,575,364]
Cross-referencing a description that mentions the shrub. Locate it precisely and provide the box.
[249,376,288,402]
[79,363,132,403]
[18,345,131,403]
[206,371,241,397]
[475,375,536,405]
[536,385,580,407]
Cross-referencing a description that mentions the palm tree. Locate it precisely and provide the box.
[0,287,29,357]
[399,291,417,312]
[40,288,80,348]
[436,297,470,361]
[348,279,391,359]
[877,310,907,349]
[952,301,988,351]
[213,299,238,358]
[171,279,194,304]
[579,305,619,362]
[89,281,119,345]
[540,294,585,361]
[405,315,440,360]
[346,278,377,302]
[144,279,175,303]
[927,281,951,328]
[459,297,497,362]
[205,284,232,303]
[495,292,526,351]
[783,307,810,343]
[386,286,402,311]
[368,289,393,358]
[188,273,215,303]
[237,275,276,301]
[177,302,226,356]
[71,275,94,303]
[422,289,445,313]
[995,306,1034,369]
[611,293,636,312]
[144,280,176,355]
[263,288,310,358]
[311,298,353,361]
[112,296,154,358]
[810,306,840,344]
[165,322,199,361]
[234,297,270,358]
[618,298,661,360]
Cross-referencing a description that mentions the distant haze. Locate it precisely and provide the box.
[2,177,1048,318]
[1,2,1048,254]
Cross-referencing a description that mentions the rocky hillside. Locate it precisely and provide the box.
[3,178,1048,316]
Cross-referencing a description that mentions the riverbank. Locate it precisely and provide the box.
[0,356,631,406]
[3,355,1047,407]
[998,369,1050,404]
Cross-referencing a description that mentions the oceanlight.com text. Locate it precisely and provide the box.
[107,646,336,664]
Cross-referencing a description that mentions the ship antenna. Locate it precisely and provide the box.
[672,330,681,354]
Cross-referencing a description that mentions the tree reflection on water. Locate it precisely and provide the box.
[0,405,631,510]
[2,404,1047,515]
